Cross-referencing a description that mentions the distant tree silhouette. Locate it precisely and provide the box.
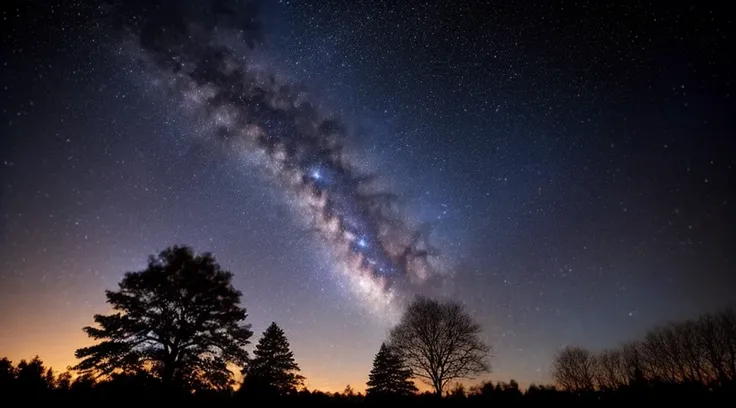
[468,380,495,397]
[621,341,647,385]
[72,245,253,391]
[16,356,54,393]
[448,382,466,399]
[0,357,16,390]
[56,371,73,391]
[388,295,491,395]
[595,348,627,390]
[552,308,736,393]
[552,346,596,392]
[366,342,417,397]
[696,310,735,383]
[467,379,525,404]
[240,322,304,397]
[69,373,96,393]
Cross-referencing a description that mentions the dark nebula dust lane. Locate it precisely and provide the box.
[103,0,442,316]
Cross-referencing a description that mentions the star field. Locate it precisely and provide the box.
[1,0,734,391]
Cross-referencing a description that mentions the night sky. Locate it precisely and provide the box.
[1,0,734,392]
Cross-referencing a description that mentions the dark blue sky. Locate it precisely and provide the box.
[1,0,734,391]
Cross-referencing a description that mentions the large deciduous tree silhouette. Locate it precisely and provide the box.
[388,295,491,395]
[366,342,417,397]
[240,322,304,397]
[72,245,253,391]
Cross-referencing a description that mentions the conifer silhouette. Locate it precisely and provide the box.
[241,322,304,397]
[366,343,417,397]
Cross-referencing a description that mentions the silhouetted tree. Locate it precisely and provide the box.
[505,379,522,394]
[70,373,96,393]
[16,356,53,393]
[490,380,524,404]
[72,245,253,391]
[388,295,491,395]
[448,382,466,399]
[552,346,596,392]
[697,310,736,384]
[0,357,16,391]
[240,322,304,397]
[641,326,678,382]
[621,341,647,385]
[366,342,417,397]
[718,309,736,382]
[56,371,73,391]
[525,383,558,395]
[595,349,627,390]
[468,380,495,397]
[681,320,710,383]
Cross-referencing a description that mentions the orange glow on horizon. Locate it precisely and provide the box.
[0,306,373,393]
[1,290,521,395]
[2,325,523,395]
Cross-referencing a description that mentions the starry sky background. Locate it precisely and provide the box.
[1,0,734,392]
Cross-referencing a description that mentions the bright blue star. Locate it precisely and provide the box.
[310,168,322,180]
[357,237,368,248]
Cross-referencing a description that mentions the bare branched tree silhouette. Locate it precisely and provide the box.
[553,308,736,392]
[552,346,596,392]
[388,295,491,395]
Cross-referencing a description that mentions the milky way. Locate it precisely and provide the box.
[105,0,441,317]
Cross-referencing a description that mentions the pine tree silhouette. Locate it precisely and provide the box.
[366,343,417,397]
[240,322,304,397]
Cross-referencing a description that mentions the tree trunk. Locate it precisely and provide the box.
[161,352,177,390]
[433,379,442,396]
[162,363,174,386]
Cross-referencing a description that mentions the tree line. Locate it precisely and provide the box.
[1,245,734,405]
[553,308,736,392]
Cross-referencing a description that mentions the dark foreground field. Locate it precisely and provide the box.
[1,370,734,407]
